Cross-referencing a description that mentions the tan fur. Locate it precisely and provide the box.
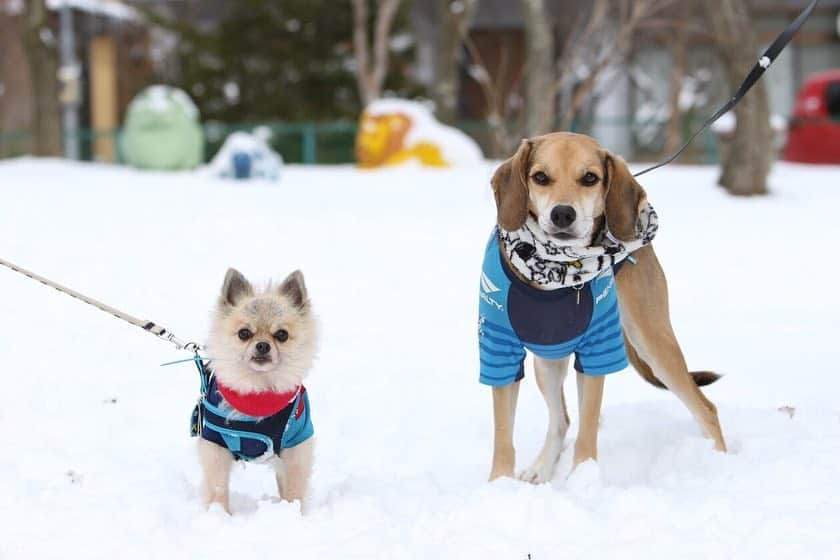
[517,357,570,484]
[572,371,604,466]
[491,139,532,231]
[488,381,519,480]
[275,437,315,506]
[488,132,726,483]
[615,245,726,451]
[603,154,647,242]
[198,437,234,513]
[199,268,318,513]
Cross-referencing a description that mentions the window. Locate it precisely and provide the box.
[825,81,840,120]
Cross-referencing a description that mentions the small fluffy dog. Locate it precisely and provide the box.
[195,268,317,513]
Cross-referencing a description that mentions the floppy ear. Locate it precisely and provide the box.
[604,153,648,242]
[220,268,253,307]
[279,269,309,311]
[491,140,532,231]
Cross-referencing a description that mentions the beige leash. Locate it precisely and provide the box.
[0,255,200,351]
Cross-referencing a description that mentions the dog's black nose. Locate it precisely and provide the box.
[255,341,271,355]
[550,205,576,229]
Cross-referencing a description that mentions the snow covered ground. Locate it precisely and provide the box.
[0,158,838,559]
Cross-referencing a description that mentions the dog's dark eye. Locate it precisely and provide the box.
[273,329,289,342]
[581,172,599,186]
[237,328,253,341]
[531,171,550,186]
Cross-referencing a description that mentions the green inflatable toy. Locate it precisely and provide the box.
[122,85,204,170]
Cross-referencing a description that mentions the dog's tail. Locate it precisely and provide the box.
[623,334,721,390]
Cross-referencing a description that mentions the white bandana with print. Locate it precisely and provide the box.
[499,202,659,289]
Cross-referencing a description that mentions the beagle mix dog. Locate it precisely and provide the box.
[485,132,726,483]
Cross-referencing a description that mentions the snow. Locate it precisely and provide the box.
[710,111,787,134]
[129,85,200,120]
[1,159,839,559]
[208,131,283,181]
[46,0,136,21]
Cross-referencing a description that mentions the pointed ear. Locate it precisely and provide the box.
[220,268,253,307]
[491,139,532,231]
[604,153,647,242]
[279,269,309,311]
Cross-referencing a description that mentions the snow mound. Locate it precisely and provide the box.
[208,131,283,181]
[357,98,484,167]
[130,85,199,121]
[122,85,204,171]
[46,0,136,21]
[710,111,787,134]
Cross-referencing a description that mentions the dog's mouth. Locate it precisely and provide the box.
[538,218,595,247]
[250,356,272,365]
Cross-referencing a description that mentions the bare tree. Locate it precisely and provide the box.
[432,0,522,156]
[432,0,478,124]
[20,0,61,156]
[661,5,690,156]
[704,0,771,195]
[0,10,34,156]
[555,0,676,130]
[462,34,521,158]
[351,0,401,106]
[522,0,554,136]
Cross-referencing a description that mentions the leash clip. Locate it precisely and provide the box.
[159,330,203,352]
[604,228,621,246]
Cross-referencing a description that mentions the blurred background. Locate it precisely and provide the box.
[1,0,838,194]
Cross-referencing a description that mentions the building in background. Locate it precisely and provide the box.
[0,0,156,160]
[411,0,840,159]
[3,0,839,163]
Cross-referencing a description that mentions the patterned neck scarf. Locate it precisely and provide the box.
[499,203,658,289]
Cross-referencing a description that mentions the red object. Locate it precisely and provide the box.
[217,382,298,416]
[782,70,840,163]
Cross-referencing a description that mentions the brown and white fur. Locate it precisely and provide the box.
[198,268,317,513]
[488,132,726,484]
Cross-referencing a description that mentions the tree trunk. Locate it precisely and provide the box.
[662,16,688,157]
[522,0,555,136]
[20,0,62,157]
[0,12,34,157]
[705,0,772,196]
[352,0,401,107]
[432,0,478,124]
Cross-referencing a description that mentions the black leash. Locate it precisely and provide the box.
[634,0,820,178]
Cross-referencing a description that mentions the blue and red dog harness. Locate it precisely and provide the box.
[478,230,629,386]
[190,357,314,461]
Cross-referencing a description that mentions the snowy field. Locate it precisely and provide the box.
[0,158,838,559]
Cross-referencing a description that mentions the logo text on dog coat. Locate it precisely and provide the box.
[594,277,615,305]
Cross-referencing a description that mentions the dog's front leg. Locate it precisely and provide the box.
[572,372,605,467]
[520,357,570,484]
[198,438,233,514]
[276,437,314,509]
[489,381,520,481]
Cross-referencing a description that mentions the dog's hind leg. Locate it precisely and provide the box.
[615,246,726,451]
[276,437,314,510]
[198,438,233,514]
[519,357,570,484]
[489,381,521,481]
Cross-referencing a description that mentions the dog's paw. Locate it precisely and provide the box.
[518,460,556,485]
[206,502,231,516]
